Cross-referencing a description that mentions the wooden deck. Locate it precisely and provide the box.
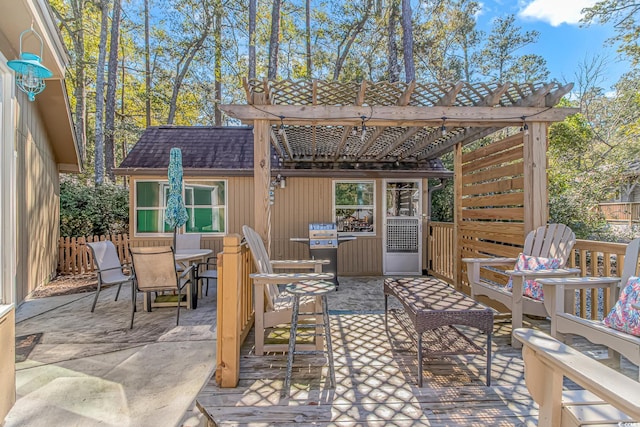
[196,278,638,426]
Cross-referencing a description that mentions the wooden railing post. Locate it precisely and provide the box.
[217,233,244,388]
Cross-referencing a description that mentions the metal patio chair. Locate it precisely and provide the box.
[87,240,133,312]
[129,246,195,329]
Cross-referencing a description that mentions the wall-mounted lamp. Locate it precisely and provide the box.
[272,173,286,189]
[7,27,52,102]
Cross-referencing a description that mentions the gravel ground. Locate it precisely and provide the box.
[29,273,99,299]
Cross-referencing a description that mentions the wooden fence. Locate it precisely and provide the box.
[58,234,130,274]
[597,202,640,224]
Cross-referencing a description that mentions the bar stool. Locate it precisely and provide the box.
[283,280,336,393]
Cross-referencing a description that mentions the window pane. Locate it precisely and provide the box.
[193,187,212,205]
[186,207,225,233]
[137,210,161,233]
[137,182,161,207]
[336,208,373,233]
[335,182,374,206]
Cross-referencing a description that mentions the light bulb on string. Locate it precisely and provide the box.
[521,116,529,136]
[360,115,367,141]
[278,115,285,136]
[440,116,447,136]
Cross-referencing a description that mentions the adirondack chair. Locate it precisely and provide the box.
[242,225,333,355]
[514,328,640,427]
[463,224,579,347]
[539,238,640,380]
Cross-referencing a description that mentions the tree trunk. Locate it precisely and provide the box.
[248,0,256,79]
[144,0,151,127]
[52,0,87,162]
[401,0,415,82]
[387,0,400,83]
[214,0,222,125]
[305,0,312,78]
[267,0,282,80]
[94,0,110,185]
[105,0,122,183]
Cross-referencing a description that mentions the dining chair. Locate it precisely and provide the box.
[129,246,195,329]
[87,241,133,312]
[196,255,217,297]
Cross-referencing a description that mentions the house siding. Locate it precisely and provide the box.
[15,90,60,302]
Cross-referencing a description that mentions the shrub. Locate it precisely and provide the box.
[60,180,129,237]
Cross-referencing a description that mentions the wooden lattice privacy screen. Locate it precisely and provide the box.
[458,133,527,293]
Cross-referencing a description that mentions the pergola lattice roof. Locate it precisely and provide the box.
[222,79,576,172]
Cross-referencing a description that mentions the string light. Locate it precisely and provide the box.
[440,116,447,136]
[521,116,529,136]
[360,115,367,141]
[278,115,285,136]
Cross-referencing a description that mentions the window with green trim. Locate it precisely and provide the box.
[134,180,226,235]
[333,180,375,234]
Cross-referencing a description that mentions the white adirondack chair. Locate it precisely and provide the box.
[540,238,640,380]
[514,328,640,426]
[242,225,333,355]
[463,224,579,347]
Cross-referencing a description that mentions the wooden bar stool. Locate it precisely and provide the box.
[283,280,336,394]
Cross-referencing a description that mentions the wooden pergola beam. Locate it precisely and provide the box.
[221,105,578,126]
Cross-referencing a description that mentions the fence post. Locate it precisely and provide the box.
[217,233,243,388]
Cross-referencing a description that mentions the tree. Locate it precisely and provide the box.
[583,0,640,65]
[93,0,111,185]
[144,0,151,127]
[166,0,215,124]
[333,0,374,80]
[267,0,282,79]
[248,0,257,79]
[105,0,122,182]
[51,0,88,162]
[400,0,415,82]
[386,0,400,82]
[477,14,540,82]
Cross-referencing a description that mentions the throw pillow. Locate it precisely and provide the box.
[603,276,640,337]
[505,253,561,301]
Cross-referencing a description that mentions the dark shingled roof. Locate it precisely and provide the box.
[117,126,268,171]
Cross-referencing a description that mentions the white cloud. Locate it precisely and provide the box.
[519,0,598,26]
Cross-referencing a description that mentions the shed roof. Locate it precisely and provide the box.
[116,126,259,175]
[115,125,452,178]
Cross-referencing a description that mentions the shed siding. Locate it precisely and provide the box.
[129,175,387,275]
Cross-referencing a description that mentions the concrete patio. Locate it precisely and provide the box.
[5,284,217,427]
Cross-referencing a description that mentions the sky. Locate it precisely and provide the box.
[476,0,631,89]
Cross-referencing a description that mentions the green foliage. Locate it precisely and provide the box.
[60,180,129,237]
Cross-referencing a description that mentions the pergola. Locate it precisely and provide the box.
[222,78,578,276]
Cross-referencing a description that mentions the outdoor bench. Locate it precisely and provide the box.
[383,277,494,387]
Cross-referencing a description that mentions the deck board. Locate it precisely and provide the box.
[197,278,638,426]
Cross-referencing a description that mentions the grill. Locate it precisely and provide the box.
[291,223,356,290]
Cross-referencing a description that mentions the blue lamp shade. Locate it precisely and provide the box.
[8,53,52,101]
[7,28,53,102]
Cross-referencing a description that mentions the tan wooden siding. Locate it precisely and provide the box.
[459,133,527,294]
[15,95,60,302]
